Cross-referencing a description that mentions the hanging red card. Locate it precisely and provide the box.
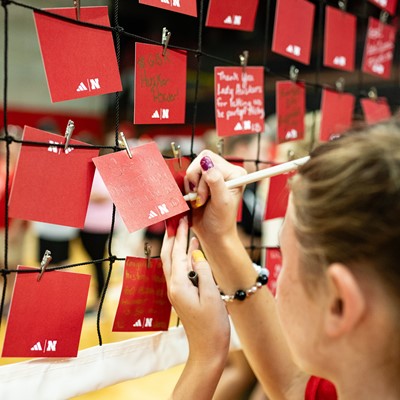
[361,97,391,124]
[34,7,122,103]
[8,126,97,228]
[324,7,356,72]
[205,0,259,32]
[264,172,293,221]
[276,81,305,144]
[272,0,315,65]
[215,67,265,137]
[320,89,355,142]
[134,43,187,124]
[139,0,197,17]
[113,257,171,332]
[93,142,189,233]
[2,266,90,358]
[362,17,396,80]
[265,248,282,297]
[368,0,398,15]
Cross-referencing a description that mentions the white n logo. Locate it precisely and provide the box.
[161,109,169,119]
[46,340,57,352]
[144,318,153,327]
[233,15,242,25]
[161,0,169,3]
[157,204,169,215]
[90,78,100,90]
[172,0,180,6]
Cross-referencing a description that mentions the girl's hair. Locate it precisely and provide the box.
[290,119,400,300]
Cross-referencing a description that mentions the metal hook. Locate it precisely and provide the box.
[239,50,249,72]
[289,65,299,82]
[64,120,75,153]
[144,242,152,269]
[171,142,182,168]
[162,27,171,57]
[119,132,132,159]
[37,250,52,282]
[73,0,80,21]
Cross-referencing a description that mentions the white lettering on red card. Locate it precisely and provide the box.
[139,0,197,17]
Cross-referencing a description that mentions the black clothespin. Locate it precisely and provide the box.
[368,86,378,101]
[74,0,80,21]
[239,50,249,72]
[64,120,75,153]
[162,27,171,57]
[290,65,299,82]
[144,242,152,269]
[119,132,132,159]
[37,250,52,282]
[171,142,182,168]
[335,77,345,93]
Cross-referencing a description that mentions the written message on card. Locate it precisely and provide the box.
[139,0,197,16]
[134,43,187,124]
[215,67,265,137]
[93,142,189,233]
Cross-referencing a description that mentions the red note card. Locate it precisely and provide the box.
[2,266,90,358]
[362,17,396,80]
[276,81,305,144]
[113,257,171,332]
[368,0,398,15]
[215,67,265,137]
[266,248,282,297]
[134,43,187,124]
[361,97,392,124]
[34,7,122,103]
[139,0,197,16]
[320,89,355,142]
[264,172,293,220]
[93,142,189,233]
[272,0,315,65]
[324,7,356,72]
[8,126,97,228]
[206,0,259,32]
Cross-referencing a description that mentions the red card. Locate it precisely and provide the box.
[368,0,398,15]
[205,0,259,32]
[276,81,305,144]
[139,0,197,16]
[324,7,356,72]
[264,172,293,220]
[266,248,282,297]
[134,43,187,124]
[361,97,392,124]
[2,266,90,358]
[93,142,189,233]
[320,89,355,142]
[215,67,265,137]
[272,0,315,65]
[34,7,122,103]
[8,126,97,228]
[362,17,396,80]
[113,257,171,332]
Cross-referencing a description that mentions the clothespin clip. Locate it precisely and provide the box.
[338,0,347,11]
[64,119,75,153]
[335,77,345,93]
[37,250,52,282]
[171,142,182,168]
[162,27,171,57]
[119,132,132,159]
[217,139,224,156]
[290,65,299,82]
[239,50,249,72]
[73,0,80,21]
[368,86,378,101]
[144,242,152,269]
[380,10,389,24]
[287,149,295,161]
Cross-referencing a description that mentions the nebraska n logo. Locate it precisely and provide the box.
[30,340,58,353]
[76,78,101,92]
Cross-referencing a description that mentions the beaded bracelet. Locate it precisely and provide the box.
[219,267,269,303]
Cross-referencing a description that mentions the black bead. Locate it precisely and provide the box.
[257,274,269,285]
[234,290,247,301]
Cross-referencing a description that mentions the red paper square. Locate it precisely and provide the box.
[215,67,265,137]
[264,172,293,220]
[276,81,305,144]
[93,142,189,233]
[8,126,97,228]
[368,0,398,15]
[362,17,396,80]
[266,248,282,297]
[324,7,356,72]
[320,89,355,142]
[113,257,171,332]
[272,0,315,65]
[361,97,392,124]
[205,0,259,32]
[134,43,187,124]
[139,0,197,16]
[34,7,122,103]
[2,266,90,358]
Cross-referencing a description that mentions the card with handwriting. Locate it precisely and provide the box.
[324,7,356,72]
[215,67,265,137]
[206,0,259,32]
[368,0,398,15]
[362,17,396,80]
[139,0,197,16]
[93,142,189,233]
[265,248,282,297]
[320,89,355,142]
[134,43,187,124]
[34,6,122,103]
[361,97,391,124]
[264,172,293,221]
[2,266,90,358]
[113,257,171,332]
[276,81,305,143]
[272,0,315,65]
[8,126,97,228]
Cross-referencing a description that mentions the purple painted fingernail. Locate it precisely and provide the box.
[189,181,196,191]
[200,156,214,171]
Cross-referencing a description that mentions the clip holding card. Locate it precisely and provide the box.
[290,65,299,82]
[380,10,389,24]
[144,242,152,269]
[368,86,378,101]
[217,139,224,156]
[171,142,182,168]
[239,50,249,72]
[73,0,80,21]
[338,0,347,11]
[64,119,75,153]
[287,149,295,161]
[335,77,345,93]
[37,250,52,282]
[119,132,133,159]
[162,27,171,57]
